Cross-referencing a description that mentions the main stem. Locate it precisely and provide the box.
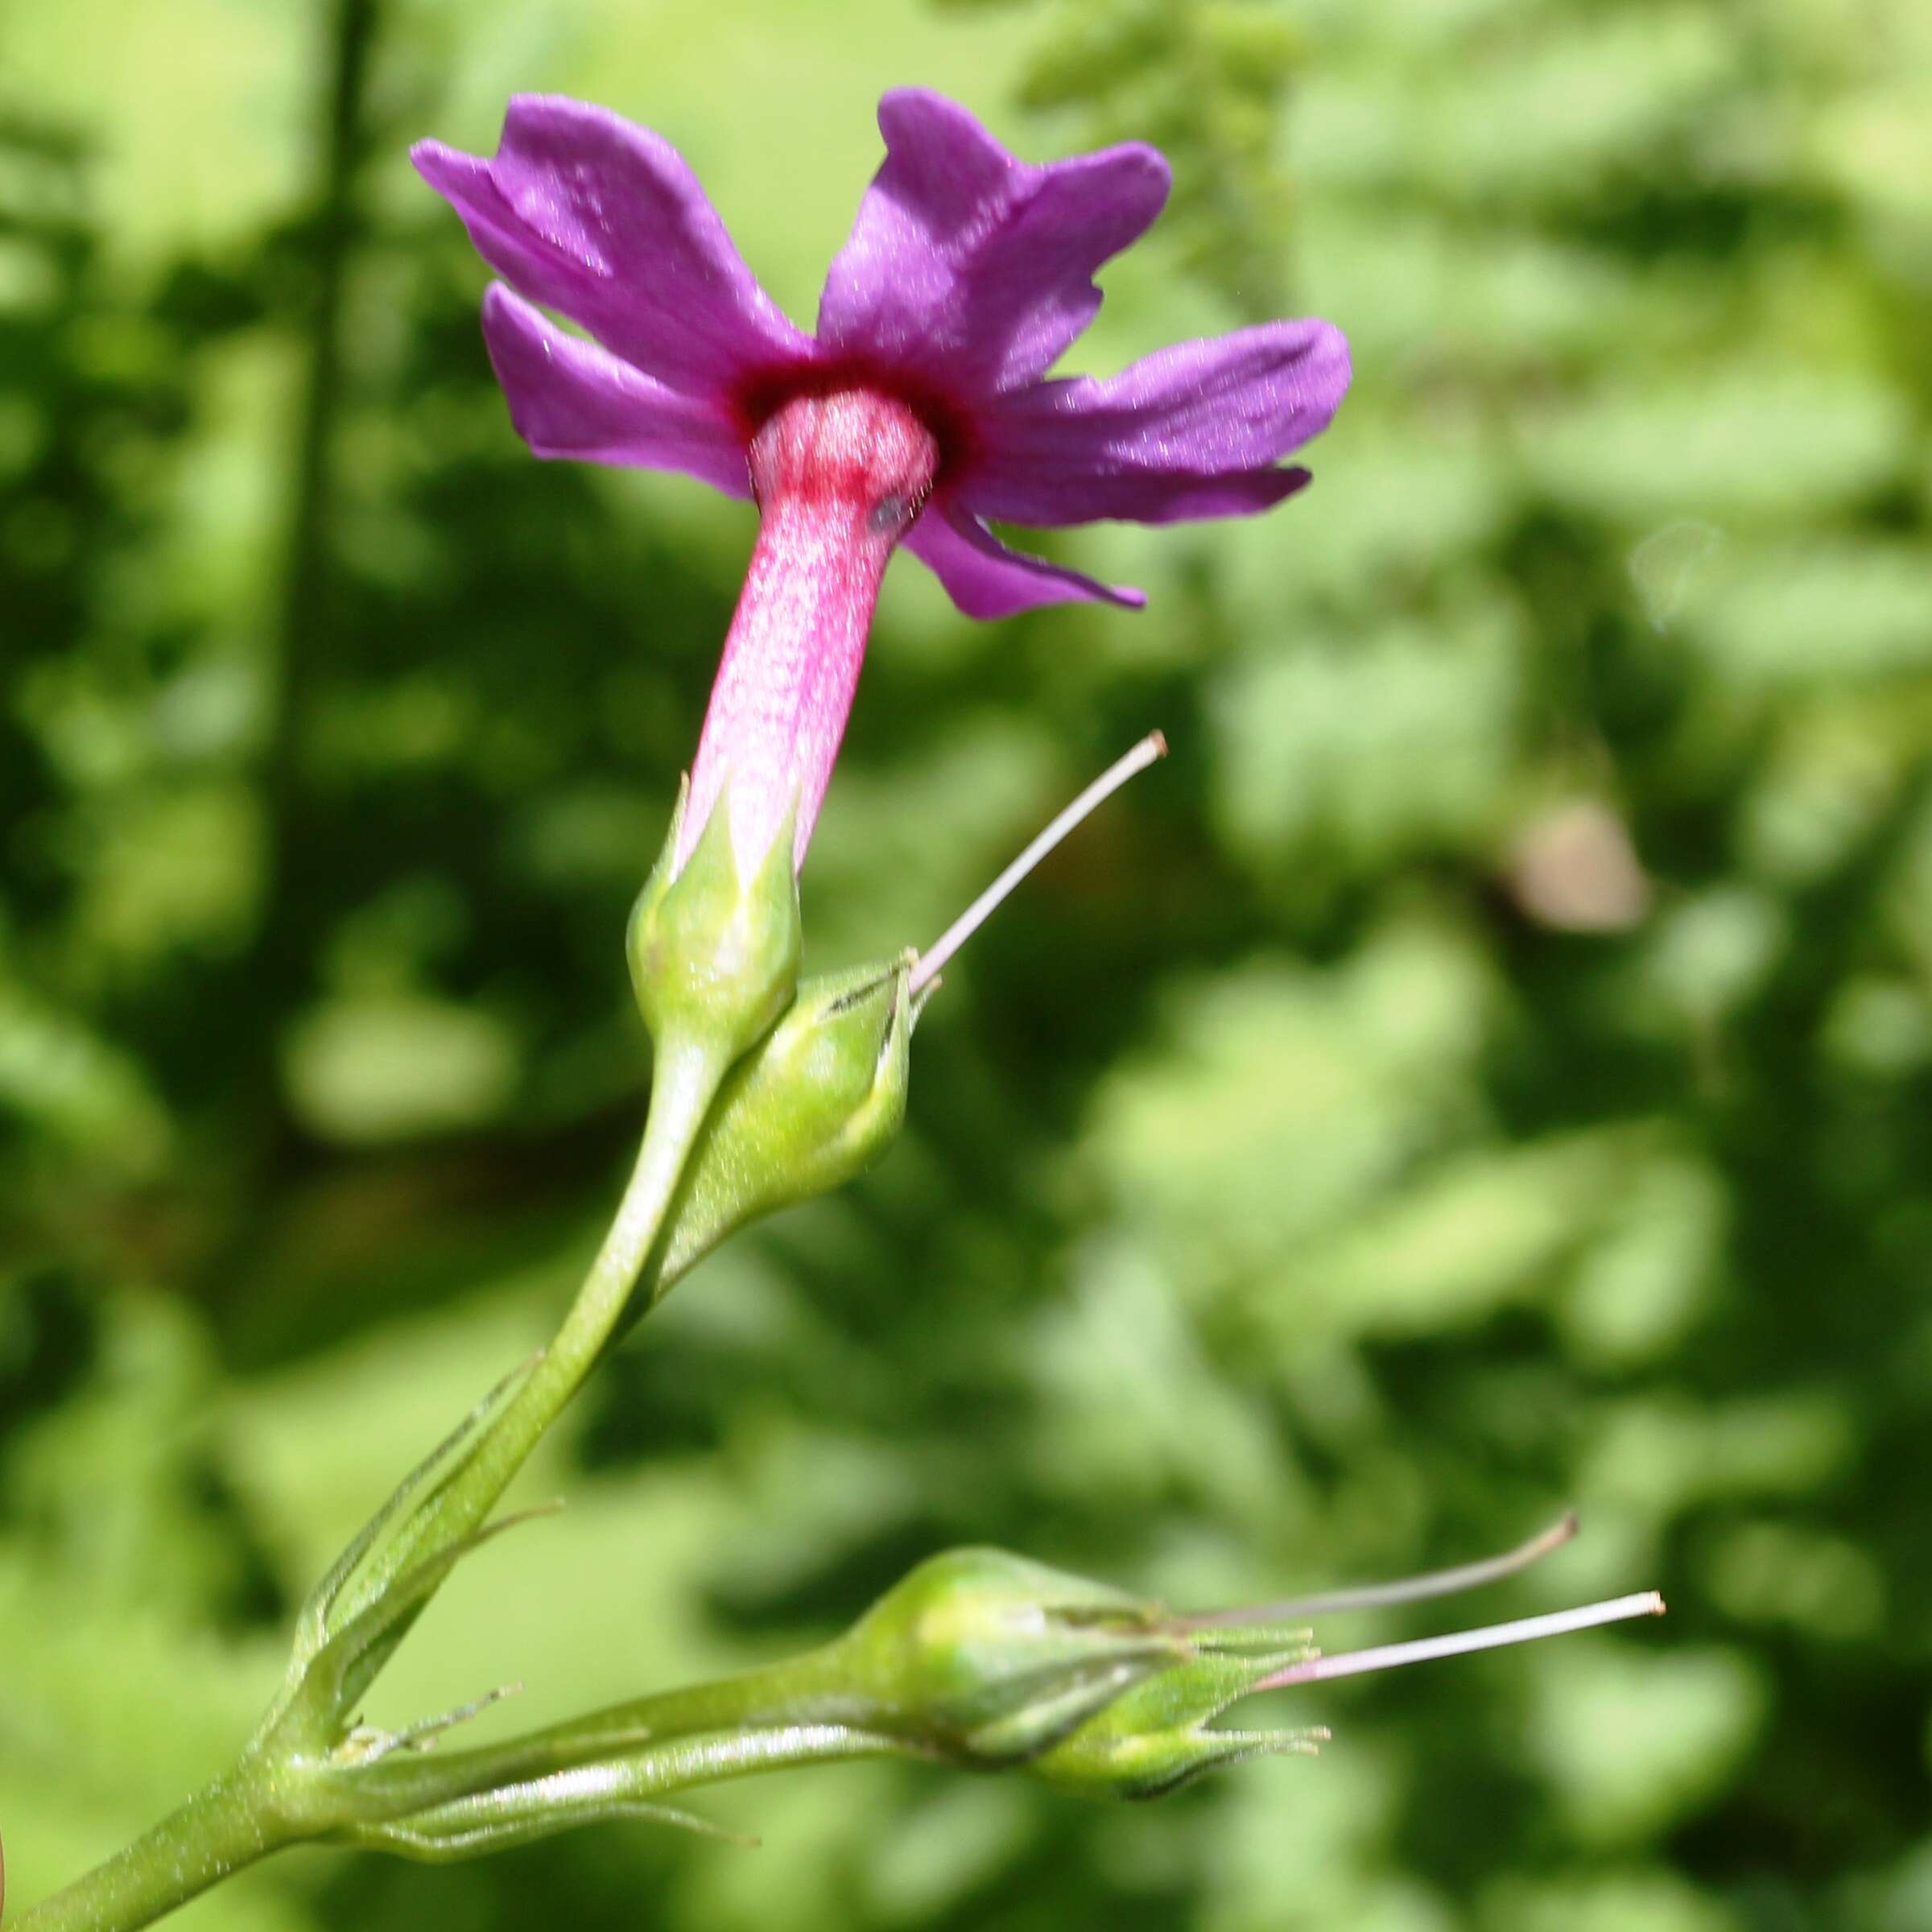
[13,1763,291,1932]
[357,1039,725,1593]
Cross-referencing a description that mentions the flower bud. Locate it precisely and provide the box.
[641,956,919,1306]
[823,1548,1187,1765]
[626,777,802,1071]
[815,1527,1662,1799]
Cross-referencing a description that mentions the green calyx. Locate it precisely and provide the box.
[627,778,803,1071]
[638,954,920,1308]
[820,1548,1189,1766]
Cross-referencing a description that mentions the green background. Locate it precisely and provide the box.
[4,0,1930,1926]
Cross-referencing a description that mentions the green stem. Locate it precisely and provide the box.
[365,1039,725,1590]
[338,1722,899,1860]
[351,1644,859,1813]
[13,1761,295,1932]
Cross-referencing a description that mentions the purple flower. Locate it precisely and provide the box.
[415,91,1349,875]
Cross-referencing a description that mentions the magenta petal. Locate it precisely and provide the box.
[817,89,1170,397]
[903,502,1145,618]
[481,286,750,495]
[962,319,1350,526]
[414,97,809,396]
[970,459,1312,527]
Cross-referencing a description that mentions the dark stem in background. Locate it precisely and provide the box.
[250,0,380,1126]
[194,0,380,1326]
[179,0,384,1344]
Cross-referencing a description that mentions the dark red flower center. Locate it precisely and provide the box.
[733,358,976,498]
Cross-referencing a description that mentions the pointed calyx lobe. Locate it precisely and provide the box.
[679,391,938,877]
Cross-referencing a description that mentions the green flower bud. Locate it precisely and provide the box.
[645,955,919,1303]
[627,777,802,1071]
[821,1548,1189,1766]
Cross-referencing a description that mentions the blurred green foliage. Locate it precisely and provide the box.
[4,0,1932,1928]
